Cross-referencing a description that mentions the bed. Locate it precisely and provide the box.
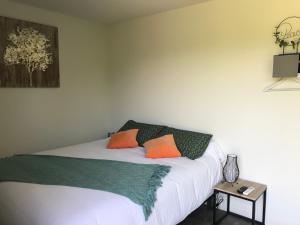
[0,138,225,225]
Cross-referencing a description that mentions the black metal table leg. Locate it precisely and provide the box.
[262,190,267,225]
[252,201,256,225]
[213,190,216,225]
[227,194,230,215]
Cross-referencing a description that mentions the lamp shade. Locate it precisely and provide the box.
[223,154,239,183]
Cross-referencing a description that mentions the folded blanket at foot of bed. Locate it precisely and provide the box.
[0,154,171,220]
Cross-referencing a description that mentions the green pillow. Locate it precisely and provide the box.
[119,120,165,146]
[157,127,212,160]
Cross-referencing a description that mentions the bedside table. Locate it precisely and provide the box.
[212,178,267,225]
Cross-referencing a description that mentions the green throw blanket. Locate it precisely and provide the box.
[0,154,171,220]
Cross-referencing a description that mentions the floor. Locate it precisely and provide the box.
[178,205,252,225]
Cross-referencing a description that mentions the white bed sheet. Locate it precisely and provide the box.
[0,138,225,225]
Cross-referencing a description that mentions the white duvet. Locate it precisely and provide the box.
[0,138,225,225]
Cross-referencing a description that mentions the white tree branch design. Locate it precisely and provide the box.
[3,27,53,87]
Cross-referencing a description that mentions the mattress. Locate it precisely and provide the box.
[0,138,225,225]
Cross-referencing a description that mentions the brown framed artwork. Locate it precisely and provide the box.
[0,16,59,88]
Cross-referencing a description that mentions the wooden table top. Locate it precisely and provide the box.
[214,178,267,201]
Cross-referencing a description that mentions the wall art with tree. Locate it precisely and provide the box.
[0,16,59,87]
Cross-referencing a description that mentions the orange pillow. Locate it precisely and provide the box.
[107,129,139,149]
[144,134,181,158]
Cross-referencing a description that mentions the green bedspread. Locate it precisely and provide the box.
[0,154,171,220]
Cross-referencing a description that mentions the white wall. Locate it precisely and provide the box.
[0,0,110,156]
[108,0,300,224]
